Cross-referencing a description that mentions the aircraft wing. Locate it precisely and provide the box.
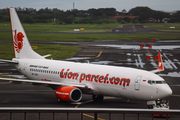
[150,52,164,73]
[0,77,93,89]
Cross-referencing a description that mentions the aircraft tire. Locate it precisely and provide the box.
[57,99,61,103]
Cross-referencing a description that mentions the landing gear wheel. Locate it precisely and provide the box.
[92,95,104,102]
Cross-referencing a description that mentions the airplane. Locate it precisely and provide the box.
[0,8,172,103]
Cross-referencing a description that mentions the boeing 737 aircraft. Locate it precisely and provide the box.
[0,8,172,103]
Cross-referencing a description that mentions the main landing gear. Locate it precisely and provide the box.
[92,94,104,102]
[57,99,62,103]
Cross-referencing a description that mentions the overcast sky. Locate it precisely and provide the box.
[0,0,179,12]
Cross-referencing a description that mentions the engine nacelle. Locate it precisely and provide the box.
[55,86,82,102]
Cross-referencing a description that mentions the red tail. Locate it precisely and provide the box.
[157,52,164,71]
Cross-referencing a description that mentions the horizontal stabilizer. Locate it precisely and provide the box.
[42,54,51,58]
[0,59,18,64]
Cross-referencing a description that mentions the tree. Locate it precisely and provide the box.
[123,17,131,23]
[132,17,139,23]
[129,7,153,16]
[139,12,149,22]
[0,7,179,24]
[0,15,3,22]
[23,15,34,23]
[63,16,74,24]
[128,6,171,22]
[122,9,127,14]
[171,11,180,22]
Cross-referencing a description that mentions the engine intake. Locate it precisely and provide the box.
[55,86,82,102]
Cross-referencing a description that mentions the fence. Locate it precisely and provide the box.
[0,107,180,120]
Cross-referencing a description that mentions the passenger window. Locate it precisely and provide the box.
[148,80,151,84]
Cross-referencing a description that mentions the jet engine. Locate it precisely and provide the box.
[55,86,82,102]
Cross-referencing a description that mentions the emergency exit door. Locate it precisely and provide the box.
[134,76,142,91]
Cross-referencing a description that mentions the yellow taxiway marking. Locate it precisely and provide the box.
[86,50,102,60]
[75,100,93,108]
[75,100,105,120]
[0,73,9,75]
[142,42,151,55]
[95,51,103,58]
[82,113,106,120]
[171,94,180,97]
[132,26,136,32]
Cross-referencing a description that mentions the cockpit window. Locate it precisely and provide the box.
[156,81,163,84]
[148,80,151,84]
[148,80,166,85]
[163,81,167,84]
[152,81,155,84]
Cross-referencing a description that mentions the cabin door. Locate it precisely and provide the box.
[134,76,142,91]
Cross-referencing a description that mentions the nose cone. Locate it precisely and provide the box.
[160,85,172,98]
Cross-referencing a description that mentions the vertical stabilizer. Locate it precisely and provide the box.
[9,8,44,59]
[150,52,164,73]
[157,52,164,71]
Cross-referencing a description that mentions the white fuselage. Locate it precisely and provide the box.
[4,8,172,102]
[14,58,172,101]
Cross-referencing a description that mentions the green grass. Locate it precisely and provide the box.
[1,32,180,42]
[158,29,180,32]
[0,43,81,60]
[0,23,120,32]
[33,44,81,59]
[1,23,180,41]
[0,75,18,79]
[0,43,14,60]
[1,22,180,31]
[0,23,11,31]
[145,23,180,29]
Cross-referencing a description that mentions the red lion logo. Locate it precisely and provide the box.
[14,29,24,53]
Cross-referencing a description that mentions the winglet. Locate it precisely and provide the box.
[151,52,164,73]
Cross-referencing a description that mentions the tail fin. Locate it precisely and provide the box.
[151,52,164,73]
[157,52,164,71]
[9,8,44,59]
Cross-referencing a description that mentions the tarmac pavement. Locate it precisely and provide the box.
[0,39,180,119]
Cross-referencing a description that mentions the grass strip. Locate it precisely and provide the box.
[0,43,81,60]
[1,32,180,41]
[0,23,119,32]
[0,75,18,79]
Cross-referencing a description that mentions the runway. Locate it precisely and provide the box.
[0,39,180,119]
